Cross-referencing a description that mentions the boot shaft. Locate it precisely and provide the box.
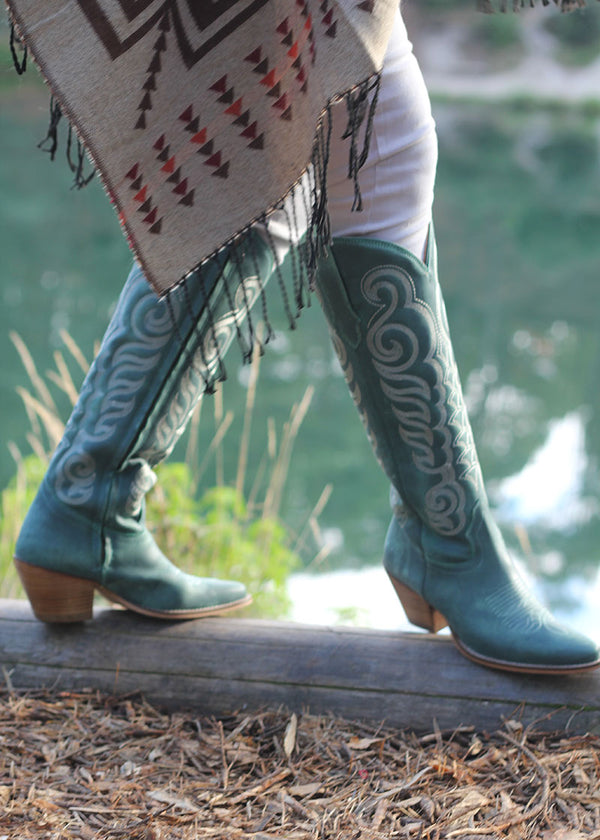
[42,232,274,525]
[316,232,486,539]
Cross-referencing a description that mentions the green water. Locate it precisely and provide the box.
[2,79,600,626]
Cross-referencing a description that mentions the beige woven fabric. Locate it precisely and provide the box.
[6,0,396,294]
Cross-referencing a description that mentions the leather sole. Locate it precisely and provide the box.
[15,557,252,623]
[453,635,600,675]
[387,571,600,675]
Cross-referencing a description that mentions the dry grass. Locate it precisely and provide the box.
[1,687,599,839]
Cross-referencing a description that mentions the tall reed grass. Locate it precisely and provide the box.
[1,328,331,616]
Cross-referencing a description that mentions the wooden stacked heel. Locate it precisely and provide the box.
[387,573,448,634]
[14,558,95,623]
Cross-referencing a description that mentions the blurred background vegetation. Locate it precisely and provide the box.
[2,3,600,630]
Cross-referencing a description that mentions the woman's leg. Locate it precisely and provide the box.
[315,9,599,672]
[327,9,437,260]
[15,233,275,622]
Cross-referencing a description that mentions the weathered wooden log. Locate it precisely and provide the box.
[1,598,599,734]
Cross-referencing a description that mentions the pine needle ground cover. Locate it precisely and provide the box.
[0,687,598,839]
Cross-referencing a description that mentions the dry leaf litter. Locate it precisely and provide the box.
[0,687,599,839]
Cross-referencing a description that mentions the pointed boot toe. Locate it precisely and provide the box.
[16,235,273,623]
[318,231,600,674]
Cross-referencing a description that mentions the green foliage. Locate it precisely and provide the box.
[1,330,317,617]
[545,6,600,47]
[470,13,521,52]
[147,465,299,618]
[545,6,600,65]
[0,453,46,598]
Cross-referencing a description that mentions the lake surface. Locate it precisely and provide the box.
[2,78,600,638]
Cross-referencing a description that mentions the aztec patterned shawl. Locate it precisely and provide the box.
[5,0,397,296]
[5,0,595,299]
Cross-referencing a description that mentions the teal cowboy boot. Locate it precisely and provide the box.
[15,233,274,622]
[316,231,600,673]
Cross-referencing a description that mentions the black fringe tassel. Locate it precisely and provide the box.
[343,76,382,212]
[37,96,62,161]
[163,75,382,393]
[479,0,589,10]
[9,21,27,73]
[8,21,96,189]
[34,98,96,187]
[8,7,379,394]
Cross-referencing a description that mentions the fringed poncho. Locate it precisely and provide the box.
[4,0,595,307]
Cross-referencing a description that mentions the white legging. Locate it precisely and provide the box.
[266,7,438,263]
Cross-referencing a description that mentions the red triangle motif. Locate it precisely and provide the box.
[276,17,290,35]
[191,128,208,145]
[260,69,277,88]
[173,178,188,195]
[296,67,306,84]
[210,75,227,93]
[138,198,152,213]
[282,31,293,46]
[157,146,170,161]
[245,47,262,64]
[205,151,222,168]
[280,106,293,121]
[131,176,143,190]
[143,208,158,225]
[161,156,176,174]
[322,9,333,25]
[225,97,243,117]
[125,163,139,180]
[153,135,165,151]
[273,93,289,111]
[240,121,257,140]
[304,15,313,31]
[149,219,163,234]
[326,21,337,37]
[179,105,193,123]
[266,82,281,99]
[134,186,148,203]
[287,42,299,60]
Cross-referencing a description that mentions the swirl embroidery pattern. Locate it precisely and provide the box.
[362,264,483,537]
[52,264,263,510]
[52,272,175,507]
[142,275,264,462]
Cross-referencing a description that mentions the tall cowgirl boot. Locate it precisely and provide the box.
[316,232,600,673]
[15,233,273,622]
